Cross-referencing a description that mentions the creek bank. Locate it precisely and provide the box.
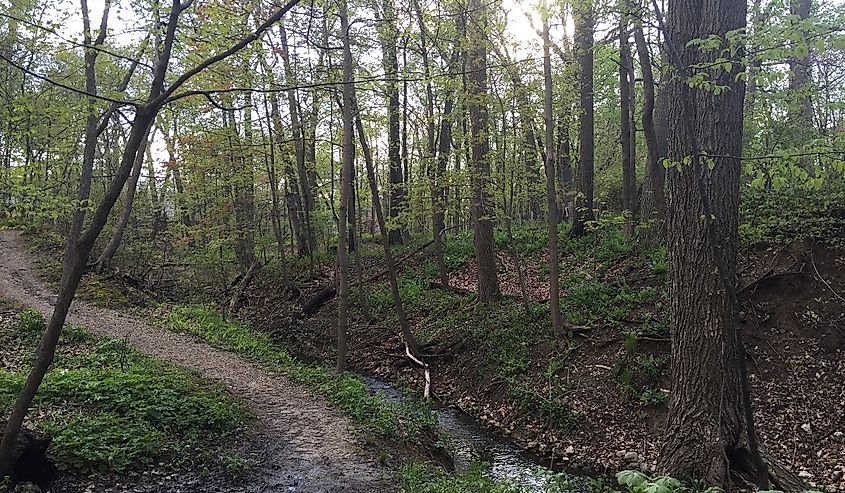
[360,376,602,492]
[238,239,845,491]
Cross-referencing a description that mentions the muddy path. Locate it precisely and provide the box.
[0,231,394,493]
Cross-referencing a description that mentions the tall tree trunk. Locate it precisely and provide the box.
[354,103,422,355]
[633,4,666,250]
[336,0,354,372]
[70,0,112,245]
[656,0,790,489]
[788,0,814,162]
[466,0,499,301]
[266,88,308,255]
[227,103,255,273]
[542,13,563,338]
[95,127,151,271]
[412,0,461,287]
[571,0,595,237]
[556,106,573,222]
[619,11,637,239]
[279,23,316,254]
[378,0,406,245]
[261,94,289,285]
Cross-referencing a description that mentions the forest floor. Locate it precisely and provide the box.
[237,232,845,492]
[0,230,396,492]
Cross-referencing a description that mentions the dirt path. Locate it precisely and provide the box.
[0,231,395,492]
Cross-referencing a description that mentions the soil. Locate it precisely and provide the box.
[0,231,396,493]
[240,238,845,491]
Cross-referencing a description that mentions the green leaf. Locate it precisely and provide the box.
[617,470,649,488]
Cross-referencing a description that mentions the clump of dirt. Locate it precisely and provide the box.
[239,239,845,491]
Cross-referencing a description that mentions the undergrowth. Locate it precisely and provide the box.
[400,461,616,493]
[159,304,437,441]
[0,309,252,475]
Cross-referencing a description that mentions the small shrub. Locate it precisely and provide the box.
[647,247,668,277]
[17,309,45,336]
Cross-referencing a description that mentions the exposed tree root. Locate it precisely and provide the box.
[730,446,808,493]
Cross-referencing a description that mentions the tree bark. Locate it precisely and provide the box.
[466,0,499,301]
[542,14,563,338]
[336,0,354,372]
[619,11,637,239]
[657,0,779,489]
[571,1,595,237]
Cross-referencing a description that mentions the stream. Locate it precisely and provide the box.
[361,377,582,492]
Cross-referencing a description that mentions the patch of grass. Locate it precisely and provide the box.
[76,275,129,307]
[560,276,658,326]
[508,376,578,430]
[739,181,845,248]
[472,302,547,379]
[646,246,668,278]
[594,229,634,264]
[159,304,437,441]
[494,224,549,257]
[400,462,615,493]
[0,314,251,475]
[400,462,522,493]
[442,231,476,270]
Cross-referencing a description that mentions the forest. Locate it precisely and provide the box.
[0,0,844,490]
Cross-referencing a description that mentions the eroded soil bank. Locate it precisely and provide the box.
[239,239,845,491]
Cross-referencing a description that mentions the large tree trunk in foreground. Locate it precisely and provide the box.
[571,1,595,237]
[657,0,794,490]
[661,0,745,481]
[466,0,499,302]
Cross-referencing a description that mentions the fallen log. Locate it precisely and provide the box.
[298,285,338,318]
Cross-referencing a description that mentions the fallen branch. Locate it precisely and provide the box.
[227,260,263,317]
[405,343,431,399]
[364,239,435,283]
[811,248,845,304]
[429,281,474,295]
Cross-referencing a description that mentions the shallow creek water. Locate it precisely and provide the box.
[361,376,578,492]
